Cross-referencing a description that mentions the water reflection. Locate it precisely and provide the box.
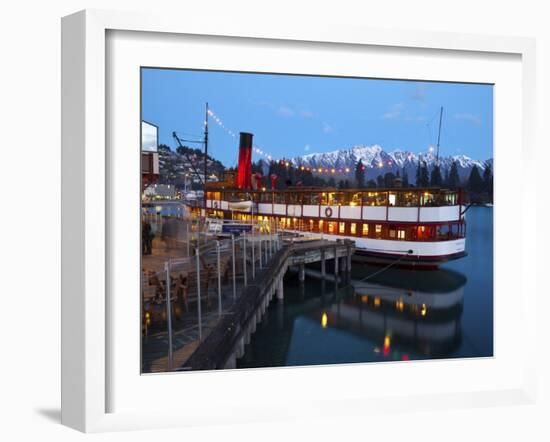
[238,265,467,368]
[325,267,466,360]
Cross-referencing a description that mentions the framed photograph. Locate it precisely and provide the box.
[61,9,537,432]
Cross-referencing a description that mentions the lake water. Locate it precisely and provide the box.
[237,206,493,368]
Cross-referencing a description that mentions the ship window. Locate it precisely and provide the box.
[421,192,436,207]
[377,192,389,206]
[397,192,419,207]
[350,223,357,235]
[328,222,337,234]
[339,222,346,234]
[362,192,376,206]
[361,191,387,206]
[389,227,396,238]
[274,193,285,204]
[375,224,382,238]
[350,193,361,206]
[362,224,369,236]
[437,224,450,239]
[397,229,406,240]
[319,220,324,232]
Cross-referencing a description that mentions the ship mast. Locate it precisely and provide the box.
[204,102,209,211]
[436,106,443,164]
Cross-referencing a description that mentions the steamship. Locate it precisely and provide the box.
[204,132,467,268]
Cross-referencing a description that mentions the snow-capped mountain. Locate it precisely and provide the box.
[293,145,490,183]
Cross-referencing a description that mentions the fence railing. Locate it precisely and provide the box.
[141,219,282,373]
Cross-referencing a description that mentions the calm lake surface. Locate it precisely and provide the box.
[237,206,493,368]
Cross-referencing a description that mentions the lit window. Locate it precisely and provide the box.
[362,224,369,236]
[328,222,336,234]
[350,223,356,235]
[375,225,382,233]
[398,229,405,239]
[389,229,396,238]
[339,222,346,234]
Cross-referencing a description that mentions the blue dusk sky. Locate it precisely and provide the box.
[141,68,493,167]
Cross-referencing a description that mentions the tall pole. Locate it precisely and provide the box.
[436,106,443,164]
[203,102,209,214]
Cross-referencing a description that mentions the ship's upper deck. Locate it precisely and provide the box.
[207,187,461,207]
[206,187,464,224]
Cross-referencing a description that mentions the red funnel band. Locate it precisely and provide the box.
[237,132,253,189]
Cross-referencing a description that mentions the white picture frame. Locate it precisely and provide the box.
[61,9,538,433]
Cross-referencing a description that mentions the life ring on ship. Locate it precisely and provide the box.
[325,207,333,218]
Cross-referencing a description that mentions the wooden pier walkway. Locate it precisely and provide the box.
[182,238,355,370]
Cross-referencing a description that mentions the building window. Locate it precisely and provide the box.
[362,224,369,236]
[339,222,346,234]
[350,223,357,235]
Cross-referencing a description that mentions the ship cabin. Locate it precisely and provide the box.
[205,186,466,244]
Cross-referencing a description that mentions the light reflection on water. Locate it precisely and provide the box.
[237,206,493,368]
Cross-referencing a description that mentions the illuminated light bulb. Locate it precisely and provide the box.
[421,303,427,316]
[321,312,328,328]
[383,335,391,356]
[331,169,336,174]
[345,168,350,173]
[378,162,384,168]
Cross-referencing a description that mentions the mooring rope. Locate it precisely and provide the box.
[327,249,414,294]
[355,250,414,283]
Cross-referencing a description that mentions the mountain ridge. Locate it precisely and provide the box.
[292,144,491,182]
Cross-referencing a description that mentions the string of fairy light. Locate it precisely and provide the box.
[205,107,438,175]
[206,107,357,175]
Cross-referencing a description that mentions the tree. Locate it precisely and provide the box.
[355,159,365,188]
[376,174,384,188]
[366,179,377,188]
[327,176,336,187]
[416,161,429,187]
[430,164,443,187]
[443,167,450,187]
[483,161,494,203]
[384,172,396,188]
[467,165,484,200]
[448,161,460,189]
[402,168,409,187]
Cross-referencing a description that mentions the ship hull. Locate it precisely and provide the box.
[353,249,467,269]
